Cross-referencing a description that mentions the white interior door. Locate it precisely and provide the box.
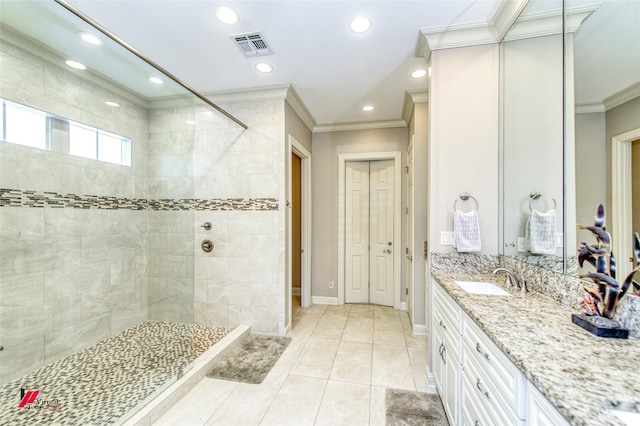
[345,160,394,306]
[345,161,370,304]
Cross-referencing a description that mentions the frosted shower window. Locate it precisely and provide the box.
[1,98,132,166]
[1,100,47,149]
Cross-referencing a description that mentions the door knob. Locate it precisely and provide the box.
[387,241,392,246]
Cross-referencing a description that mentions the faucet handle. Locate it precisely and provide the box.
[520,279,527,293]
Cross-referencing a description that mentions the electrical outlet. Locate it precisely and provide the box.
[329,280,334,289]
[517,237,526,252]
[556,233,563,247]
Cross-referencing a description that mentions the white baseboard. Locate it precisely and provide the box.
[426,372,436,391]
[400,302,407,311]
[312,296,339,305]
[292,287,301,296]
[412,324,427,335]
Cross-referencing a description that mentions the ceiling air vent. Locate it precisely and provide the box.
[231,32,273,57]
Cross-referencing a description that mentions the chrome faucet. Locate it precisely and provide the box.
[492,268,527,294]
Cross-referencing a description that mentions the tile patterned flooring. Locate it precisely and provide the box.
[154,304,430,426]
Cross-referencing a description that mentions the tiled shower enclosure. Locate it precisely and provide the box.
[1,2,286,421]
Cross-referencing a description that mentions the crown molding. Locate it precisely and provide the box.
[285,85,317,131]
[313,119,407,134]
[503,4,599,42]
[203,85,290,104]
[575,102,605,114]
[402,90,429,123]
[415,0,529,53]
[604,81,640,112]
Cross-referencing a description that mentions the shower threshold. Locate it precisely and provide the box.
[0,321,250,426]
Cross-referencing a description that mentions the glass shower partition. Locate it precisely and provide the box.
[0,1,217,423]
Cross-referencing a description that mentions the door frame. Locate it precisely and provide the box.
[338,151,402,309]
[612,127,640,280]
[287,136,311,332]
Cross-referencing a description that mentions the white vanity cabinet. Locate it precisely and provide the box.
[462,315,526,426]
[434,282,462,425]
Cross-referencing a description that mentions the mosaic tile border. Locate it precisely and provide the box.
[0,189,278,211]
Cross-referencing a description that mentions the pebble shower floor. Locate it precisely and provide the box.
[0,321,232,425]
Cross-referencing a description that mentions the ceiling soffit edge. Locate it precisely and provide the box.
[415,0,529,53]
[313,119,407,134]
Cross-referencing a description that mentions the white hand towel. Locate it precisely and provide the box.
[524,209,557,255]
[453,209,481,252]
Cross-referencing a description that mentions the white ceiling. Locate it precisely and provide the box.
[1,1,636,127]
[61,0,506,126]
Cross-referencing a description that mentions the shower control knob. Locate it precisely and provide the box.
[201,240,214,253]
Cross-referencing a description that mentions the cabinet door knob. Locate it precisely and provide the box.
[439,319,446,330]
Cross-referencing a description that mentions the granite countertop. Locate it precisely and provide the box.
[433,273,640,426]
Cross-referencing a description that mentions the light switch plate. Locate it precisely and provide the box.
[556,233,563,247]
[440,231,454,246]
[517,237,526,252]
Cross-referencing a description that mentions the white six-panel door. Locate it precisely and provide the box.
[345,160,394,306]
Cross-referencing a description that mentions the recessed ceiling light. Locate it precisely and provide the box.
[362,105,374,112]
[105,101,120,107]
[350,16,371,33]
[185,120,195,125]
[411,69,427,79]
[215,6,239,24]
[255,62,273,73]
[65,60,86,70]
[149,77,164,84]
[79,32,102,45]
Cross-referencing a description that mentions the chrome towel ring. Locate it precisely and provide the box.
[454,192,479,212]
[529,191,556,211]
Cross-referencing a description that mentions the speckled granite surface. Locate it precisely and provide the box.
[502,257,640,338]
[433,273,640,426]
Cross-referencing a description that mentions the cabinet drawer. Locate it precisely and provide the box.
[435,283,461,333]
[435,305,460,365]
[461,371,491,426]
[463,348,523,426]
[463,316,526,418]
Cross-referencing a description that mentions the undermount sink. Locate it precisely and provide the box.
[610,409,640,425]
[454,280,513,297]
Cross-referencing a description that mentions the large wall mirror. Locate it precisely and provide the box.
[500,0,640,278]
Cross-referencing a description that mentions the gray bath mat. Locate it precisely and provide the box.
[385,389,449,426]
[206,334,291,384]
